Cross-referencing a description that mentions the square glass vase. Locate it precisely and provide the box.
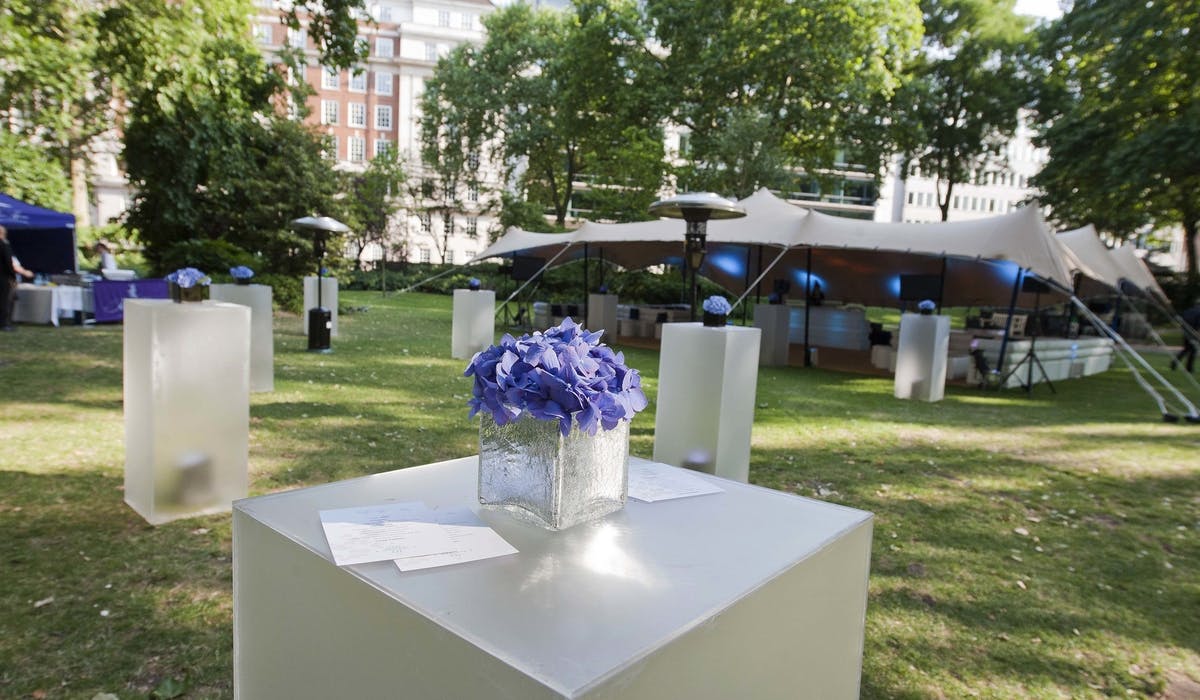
[478,414,629,531]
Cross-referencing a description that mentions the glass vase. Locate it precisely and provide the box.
[478,414,629,531]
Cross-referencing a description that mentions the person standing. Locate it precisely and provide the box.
[0,225,16,330]
[1173,303,1200,373]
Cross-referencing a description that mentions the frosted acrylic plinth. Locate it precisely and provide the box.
[451,289,496,359]
[755,304,792,366]
[233,456,873,699]
[478,414,628,530]
[894,313,951,401]
[123,299,249,525]
[302,276,338,337]
[653,323,761,482]
[586,293,618,339]
[209,284,274,392]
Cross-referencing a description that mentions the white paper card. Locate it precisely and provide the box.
[628,460,724,502]
[320,502,457,566]
[395,507,518,572]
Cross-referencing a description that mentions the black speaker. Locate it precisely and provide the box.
[1021,277,1051,294]
[899,273,941,301]
[772,279,791,294]
[307,307,332,352]
[510,255,543,281]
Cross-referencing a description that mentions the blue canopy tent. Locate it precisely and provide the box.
[0,194,77,273]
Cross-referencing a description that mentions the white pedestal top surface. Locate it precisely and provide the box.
[235,455,871,696]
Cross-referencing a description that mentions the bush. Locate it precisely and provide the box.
[156,239,257,278]
[254,273,303,314]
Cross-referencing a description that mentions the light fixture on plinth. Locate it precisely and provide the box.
[291,215,350,353]
[648,192,745,321]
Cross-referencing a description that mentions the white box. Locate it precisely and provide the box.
[894,313,951,401]
[209,284,274,392]
[754,304,791,366]
[302,276,338,337]
[233,456,873,699]
[124,299,249,525]
[586,293,618,339]
[653,323,761,482]
[451,289,496,359]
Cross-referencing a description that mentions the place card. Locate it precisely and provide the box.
[319,502,456,566]
[395,506,518,572]
[628,459,724,502]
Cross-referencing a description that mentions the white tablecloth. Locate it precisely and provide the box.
[11,284,93,326]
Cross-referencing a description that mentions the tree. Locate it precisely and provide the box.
[645,0,922,198]
[0,132,71,212]
[421,1,666,229]
[0,0,112,223]
[891,0,1032,221]
[99,0,342,275]
[342,146,407,270]
[1032,0,1200,297]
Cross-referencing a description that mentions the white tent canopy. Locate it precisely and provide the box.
[472,189,1079,308]
[1056,225,1125,290]
[1110,244,1169,299]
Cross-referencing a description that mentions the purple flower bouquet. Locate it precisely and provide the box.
[166,267,211,303]
[465,318,648,529]
[702,295,732,327]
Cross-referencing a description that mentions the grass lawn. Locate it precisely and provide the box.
[1,290,1198,699]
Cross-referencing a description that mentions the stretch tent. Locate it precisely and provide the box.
[1109,244,1169,300]
[1057,225,1127,295]
[474,189,1081,310]
[0,193,77,273]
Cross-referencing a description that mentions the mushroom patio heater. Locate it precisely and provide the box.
[291,215,349,353]
[648,192,746,321]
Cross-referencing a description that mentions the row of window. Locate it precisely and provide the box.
[328,137,394,162]
[905,165,1031,189]
[415,247,477,264]
[906,191,1022,214]
[417,212,480,238]
[262,24,447,64]
[321,101,393,130]
[373,6,476,30]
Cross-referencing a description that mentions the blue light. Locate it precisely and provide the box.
[662,255,684,267]
[790,269,827,293]
[887,275,902,298]
[705,251,747,278]
[992,261,1021,286]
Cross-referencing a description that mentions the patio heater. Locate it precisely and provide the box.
[648,192,745,321]
[291,215,349,353]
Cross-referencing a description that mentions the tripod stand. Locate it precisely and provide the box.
[1001,288,1056,394]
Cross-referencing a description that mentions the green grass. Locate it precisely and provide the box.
[1,291,1197,699]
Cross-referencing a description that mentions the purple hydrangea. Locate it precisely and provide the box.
[230,265,255,280]
[464,318,649,437]
[702,295,732,315]
[918,299,936,313]
[165,267,211,289]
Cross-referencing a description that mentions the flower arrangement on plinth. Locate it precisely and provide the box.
[464,318,648,530]
[918,299,937,315]
[230,266,255,285]
[702,295,732,327]
[166,267,211,303]
[467,277,481,291]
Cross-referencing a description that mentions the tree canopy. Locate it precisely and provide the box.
[1032,0,1200,296]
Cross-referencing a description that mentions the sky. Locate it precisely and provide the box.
[1014,0,1065,20]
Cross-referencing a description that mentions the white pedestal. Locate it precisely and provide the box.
[233,456,873,699]
[303,276,338,337]
[209,284,274,392]
[653,323,761,482]
[12,284,60,326]
[123,299,249,525]
[451,289,496,359]
[894,313,951,401]
[586,293,618,340]
[755,304,791,366]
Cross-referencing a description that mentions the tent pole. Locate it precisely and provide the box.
[741,246,753,325]
[583,242,589,325]
[937,256,947,314]
[995,267,1024,381]
[497,243,574,315]
[756,244,764,305]
[804,247,813,368]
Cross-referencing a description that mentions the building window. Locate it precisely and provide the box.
[438,10,450,27]
[321,66,339,90]
[378,4,393,21]
[287,27,305,49]
[467,183,479,202]
[375,72,393,95]
[425,43,438,62]
[906,192,914,205]
[952,195,960,210]
[349,69,367,92]
[467,151,480,170]
[374,138,392,157]
[419,247,431,263]
[375,37,393,57]
[419,212,431,232]
[375,105,393,130]
[461,13,474,29]
[254,24,272,45]
[348,136,365,162]
[466,216,478,238]
[442,211,453,236]
[348,102,366,128]
[320,100,338,125]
